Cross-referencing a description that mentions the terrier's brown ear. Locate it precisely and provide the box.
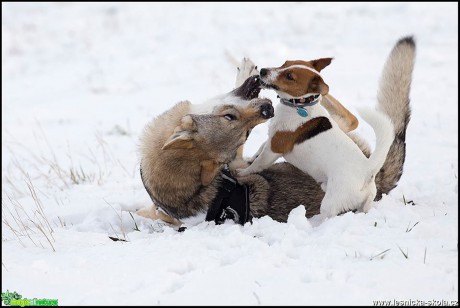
[310,58,333,72]
[308,76,329,95]
[200,160,221,186]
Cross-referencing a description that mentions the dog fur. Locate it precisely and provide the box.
[136,58,356,225]
[138,70,273,222]
[138,36,415,224]
[237,59,396,216]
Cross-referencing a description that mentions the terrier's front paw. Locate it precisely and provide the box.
[235,58,259,87]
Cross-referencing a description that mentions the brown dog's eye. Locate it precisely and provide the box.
[285,73,294,81]
[224,114,237,121]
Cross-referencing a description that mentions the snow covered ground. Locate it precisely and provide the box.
[2,2,458,305]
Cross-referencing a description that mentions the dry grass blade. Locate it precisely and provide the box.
[405,221,420,233]
[370,248,391,261]
[397,244,409,259]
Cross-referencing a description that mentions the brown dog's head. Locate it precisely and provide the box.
[161,76,273,185]
[259,58,333,98]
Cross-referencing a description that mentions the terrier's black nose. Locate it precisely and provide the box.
[260,103,274,119]
[260,68,268,77]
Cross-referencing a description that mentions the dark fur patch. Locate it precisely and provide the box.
[295,117,332,144]
[231,76,261,99]
[397,36,415,48]
[250,162,325,221]
[271,117,332,154]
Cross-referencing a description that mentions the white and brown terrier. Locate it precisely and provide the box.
[237,58,395,217]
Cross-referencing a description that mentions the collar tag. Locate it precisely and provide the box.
[297,108,308,117]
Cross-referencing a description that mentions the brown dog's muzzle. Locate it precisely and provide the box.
[260,103,274,119]
[249,98,273,121]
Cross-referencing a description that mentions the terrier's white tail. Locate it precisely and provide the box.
[357,107,395,176]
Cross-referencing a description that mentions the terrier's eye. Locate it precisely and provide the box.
[286,73,294,81]
[224,114,237,121]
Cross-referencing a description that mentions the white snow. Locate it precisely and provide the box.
[2,2,458,306]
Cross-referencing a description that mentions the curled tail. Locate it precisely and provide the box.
[357,108,394,177]
[374,36,416,199]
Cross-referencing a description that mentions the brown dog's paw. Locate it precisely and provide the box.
[235,58,259,88]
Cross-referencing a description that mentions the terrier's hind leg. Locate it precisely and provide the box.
[319,190,341,218]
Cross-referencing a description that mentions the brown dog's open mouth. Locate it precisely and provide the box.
[231,76,262,100]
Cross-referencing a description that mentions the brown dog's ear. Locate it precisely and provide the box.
[308,76,329,95]
[200,160,221,186]
[311,58,333,72]
[162,130,194,150]
[162,115,197,150]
